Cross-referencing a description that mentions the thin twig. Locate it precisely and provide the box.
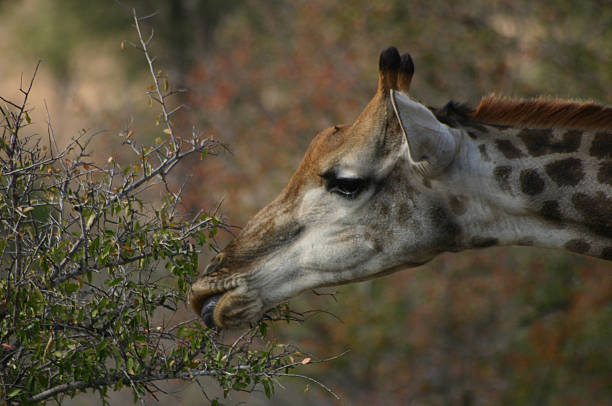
[132,9,179,154]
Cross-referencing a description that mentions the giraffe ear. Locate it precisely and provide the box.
[390,90,458,177]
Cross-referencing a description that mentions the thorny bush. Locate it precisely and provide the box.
[0,11,330,406]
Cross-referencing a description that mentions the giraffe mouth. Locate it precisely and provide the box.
[199,293,224,328]
[191,276,265,329]
[190,277,232,328]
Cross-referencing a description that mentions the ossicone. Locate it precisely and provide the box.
[378,46,414,94]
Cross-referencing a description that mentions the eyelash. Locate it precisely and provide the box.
[322,175,369,199]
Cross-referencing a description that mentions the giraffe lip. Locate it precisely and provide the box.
[200,293,224,328]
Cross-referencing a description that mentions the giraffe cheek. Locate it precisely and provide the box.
[363,232,383,253]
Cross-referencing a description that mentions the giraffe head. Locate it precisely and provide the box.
[190,47,466,329]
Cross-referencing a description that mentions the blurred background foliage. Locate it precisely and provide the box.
[1,0,610,404]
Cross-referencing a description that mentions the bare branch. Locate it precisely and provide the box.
[132,9,179,154]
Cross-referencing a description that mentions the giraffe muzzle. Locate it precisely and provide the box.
[200,293,223,328]
[197,253,228,327]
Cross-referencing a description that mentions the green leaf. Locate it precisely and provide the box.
[127,357,134,374]
[65,282,79,294]
[263,380,271,398]
[86,213,96,229]
[8,388,22,397]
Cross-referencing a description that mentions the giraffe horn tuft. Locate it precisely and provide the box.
[378,47,414,94]
[398,53,414,93]
[378,46,401,91]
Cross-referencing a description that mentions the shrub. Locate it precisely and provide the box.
[0,11,326,405]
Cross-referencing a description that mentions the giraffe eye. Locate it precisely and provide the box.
[322,175,369,199]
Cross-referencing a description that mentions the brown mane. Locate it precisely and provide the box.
[472,95,612,131]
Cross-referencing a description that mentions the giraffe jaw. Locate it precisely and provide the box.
[193,257,433,329]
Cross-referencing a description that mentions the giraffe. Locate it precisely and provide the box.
[190,47,612,329]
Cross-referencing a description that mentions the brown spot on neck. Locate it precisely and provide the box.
[495,139,525,159]
[572,192,612,239]
[540,200,562,222]
[597,161,612,186]
[429,205,462,251]
[517,129,582,157]
[590,132,612,159]
[520,169,545,195]
[545,158,585,187]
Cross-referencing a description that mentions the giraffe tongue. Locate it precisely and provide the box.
[200,294,223,328]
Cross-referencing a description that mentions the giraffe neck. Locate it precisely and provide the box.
[445,125,612,260]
